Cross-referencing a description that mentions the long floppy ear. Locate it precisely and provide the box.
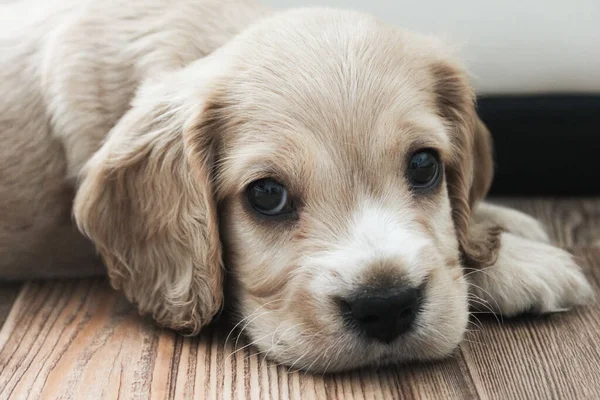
[431,61,500,269]
[74,69,224,334]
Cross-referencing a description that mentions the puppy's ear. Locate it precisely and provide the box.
[431,61,500,268]
[74,70,225,334]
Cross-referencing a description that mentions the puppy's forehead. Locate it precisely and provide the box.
[225,11,443,129]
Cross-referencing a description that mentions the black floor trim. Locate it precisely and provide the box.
[476,95,600,196]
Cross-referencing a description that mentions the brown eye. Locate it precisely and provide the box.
[407,150,441,189]
[246,179,294,216]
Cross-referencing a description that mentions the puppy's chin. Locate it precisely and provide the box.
[234,270,469,372]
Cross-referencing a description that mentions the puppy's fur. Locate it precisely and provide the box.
[0,0,594,371]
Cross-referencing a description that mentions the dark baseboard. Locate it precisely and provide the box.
[476,95,600,196]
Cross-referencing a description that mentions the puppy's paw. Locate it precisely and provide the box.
[467,232,595,317]
[474,203,550,243]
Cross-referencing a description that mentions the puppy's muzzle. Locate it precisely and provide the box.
[340,285,423,343]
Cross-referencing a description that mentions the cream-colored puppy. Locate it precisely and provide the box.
[0,0,594,372]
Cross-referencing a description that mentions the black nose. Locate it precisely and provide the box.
[342,287,421,343]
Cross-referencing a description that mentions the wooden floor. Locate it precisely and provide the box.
[0,198,599,399]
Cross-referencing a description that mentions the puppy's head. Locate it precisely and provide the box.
[74,8,496,371]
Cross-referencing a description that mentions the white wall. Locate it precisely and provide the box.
[261,0,600,95]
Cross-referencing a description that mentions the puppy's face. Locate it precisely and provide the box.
[76,8,495,372]
[212,10,478,371]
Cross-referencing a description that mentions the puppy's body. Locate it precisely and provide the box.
[0,0,594,371]
[0,0,266,278]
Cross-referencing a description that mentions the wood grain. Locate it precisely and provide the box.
[0,198,599,399]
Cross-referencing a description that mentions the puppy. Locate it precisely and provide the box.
[0,0,594,372]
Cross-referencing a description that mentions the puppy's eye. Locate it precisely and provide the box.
[247,179,294,216]
[407,150,441,189]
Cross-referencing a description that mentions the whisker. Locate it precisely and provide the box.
[234,311,272,351]
[225,298,284,345]
[467,297,502,325]
[284,328,326,374]
[225,330,280,365]
[260,323,307,364]
[468,314,484,331]
[466,285,503,324]
[286,349,311,374]
[303,352,325,376]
